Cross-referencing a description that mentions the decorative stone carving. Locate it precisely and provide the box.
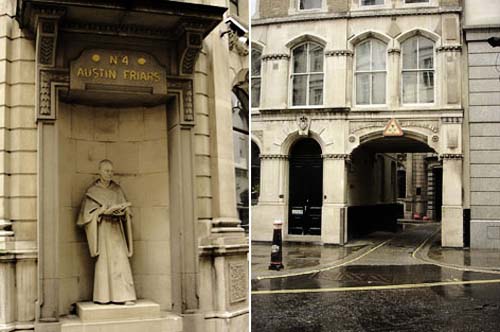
[440,154,463,159]
[38,69,69,120]
[388,48,401,55]
[261,54,290,61]
[77,160,136,304]
[325,50,354,57]
[229,263,247,304]
[260,154,288,160]
[167,79,194,123]
[349,120,439,134]
[179,31,203,75]
[227,30,249,56]
[432,135,439,142]
[436,45,462,53]
[322,154,351,160]
[441,116,463,123]
[253,130,264,142]
[348,135,356,143]
[297,115,310,136]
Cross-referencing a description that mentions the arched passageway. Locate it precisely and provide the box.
[347,135,443,240]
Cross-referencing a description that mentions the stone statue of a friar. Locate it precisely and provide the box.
[77,159,136,304]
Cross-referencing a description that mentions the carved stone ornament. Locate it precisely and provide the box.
[167,79,194,123]
[325,50,353,57]
[297,115,310,136]
[38,69,69,120]
[322,154,351,160]
[440,154,463,160]
[348,135,356,143]
[261,54,290,61]
[383,118,404,137]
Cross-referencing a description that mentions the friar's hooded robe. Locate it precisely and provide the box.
[77,179,136,303]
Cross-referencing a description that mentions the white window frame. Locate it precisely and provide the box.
[251,49,262,108]
[353,39,388,107]
[297,0,323,11]
[289,42,325,107]
[401,36,436,106]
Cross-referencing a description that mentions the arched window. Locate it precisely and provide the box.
[355,39,387,105]
[251,49,262,108]
[401,36,435,104]
[291,42,324,106]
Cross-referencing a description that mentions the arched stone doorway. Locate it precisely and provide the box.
[288,138,323,235]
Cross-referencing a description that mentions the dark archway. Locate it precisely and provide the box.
[347,135,441,240]
[288,138,323,235]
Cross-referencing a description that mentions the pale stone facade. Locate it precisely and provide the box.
[251,0,464,247]
[463,0,500,249]
[0,0,248,331]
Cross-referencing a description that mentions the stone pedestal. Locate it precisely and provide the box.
[60,300,182,332]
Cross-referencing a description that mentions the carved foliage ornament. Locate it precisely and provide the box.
[38,69,69,120]
[229,263,247,304]
[167,79,194,122]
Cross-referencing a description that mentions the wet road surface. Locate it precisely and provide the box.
[252,224,500,331]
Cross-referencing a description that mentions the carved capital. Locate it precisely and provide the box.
[325,50,353,57]
[37,69,69,121]
[260,154,288,160]
[388,48,401,55]
[441,117,463,124]
[167,79,194,123]
[436,45,462,53]
[322,154,351,160]
[440,154,463,160]
[261,54,290,61]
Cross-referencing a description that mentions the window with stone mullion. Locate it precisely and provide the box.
[402,36,434,104]
[251,49,262,108]
[291,42,324,106]
[355,39,386,105]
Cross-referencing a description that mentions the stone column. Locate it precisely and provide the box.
[260,54,289,109]
[441,154,463,247]
[324,50,352,108]
[321,154,349,245]
[388,48,401,108]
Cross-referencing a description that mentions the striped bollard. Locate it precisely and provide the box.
[268,219,284,271]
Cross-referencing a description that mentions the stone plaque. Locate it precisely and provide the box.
[69,49,167,106]
[229,262,247,304]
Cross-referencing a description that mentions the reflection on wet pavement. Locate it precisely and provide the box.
[252,224,500,331]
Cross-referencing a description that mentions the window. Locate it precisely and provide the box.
[291,42,324,106]
[251,49,262,108]
[360,0,384,6]
[299,0,322,10]
[404,0,429,3]
[355,39,386,105]
[251,142,260,205]
[402,36,434,104]
[230,0,239,15]
[232,91,249,231]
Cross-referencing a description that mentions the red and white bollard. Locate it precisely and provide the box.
[269,219,284,271]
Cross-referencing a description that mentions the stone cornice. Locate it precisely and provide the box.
[325,50,353,57]
[252,7,461,26]
[261,54,290,61]
[436,45,462,53]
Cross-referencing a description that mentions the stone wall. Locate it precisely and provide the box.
[0,1,38,327]
[258,0,288,19]
[466,27,500,248]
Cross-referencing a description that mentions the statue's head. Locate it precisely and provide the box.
[98,159,114,182]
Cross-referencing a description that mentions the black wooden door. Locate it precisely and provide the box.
[288,139,322,235]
